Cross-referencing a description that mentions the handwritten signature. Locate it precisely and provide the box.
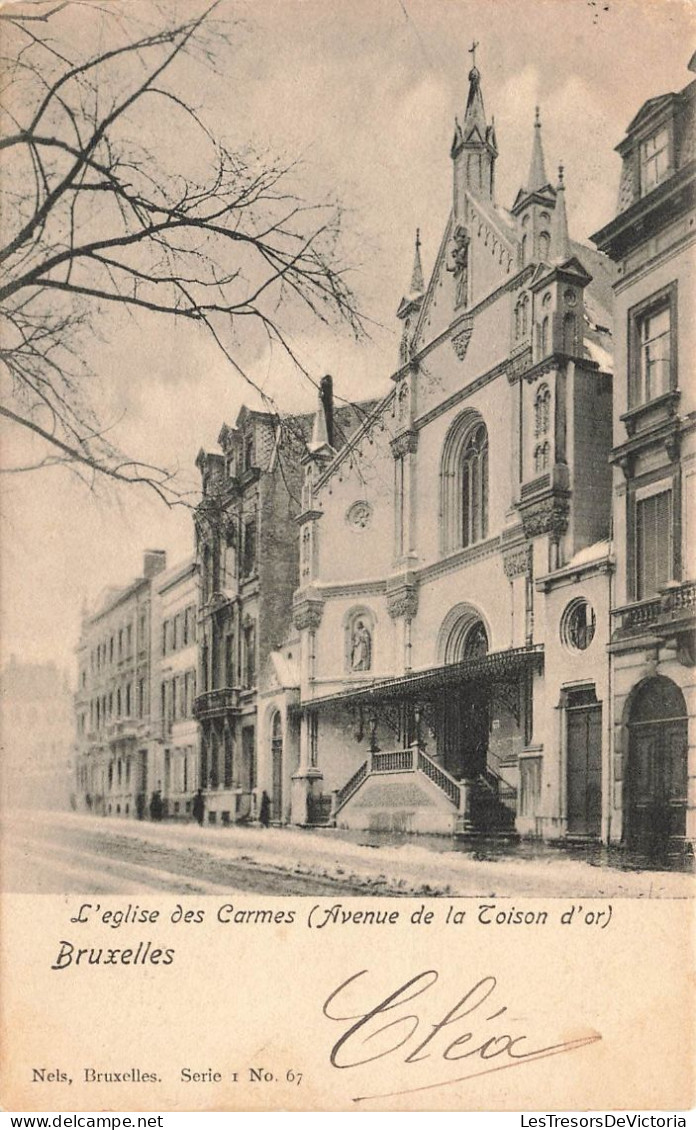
[323,969,601,1102]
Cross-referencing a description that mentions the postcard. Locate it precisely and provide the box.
[0,0,694,1115]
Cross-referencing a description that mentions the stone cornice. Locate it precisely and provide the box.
[390,430,419,457]
[417,535,501,584]
[315,579,387,599]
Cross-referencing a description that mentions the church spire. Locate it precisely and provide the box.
[410,229,424,295]
[549,164,571,262]
[527,106,548,193]
[463,40,487,136]
[451,41,497,211]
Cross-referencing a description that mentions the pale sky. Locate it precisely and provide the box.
[1,0,693,679]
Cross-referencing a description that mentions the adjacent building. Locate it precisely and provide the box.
[194,398,372,825]
[592,57,696,855]
[0,657,74,811]
[153,555,199,819]
[74,549,167,816]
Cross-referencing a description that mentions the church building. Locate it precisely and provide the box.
[262,51,618,841]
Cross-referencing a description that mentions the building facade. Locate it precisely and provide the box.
[194,398,370,825]
[153,556,199,819]
[74,549,167,817]
[274,57,619,841]
[592,58,696,856]
[1,657,74,812]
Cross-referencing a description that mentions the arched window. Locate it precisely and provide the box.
[441,413,489,554]
[539,231,550,261]
[439,604,490,664]
[534,441,550,474]
[461,424,488,547]
[463,620,489,658]
[515,293,529,340]
[534,383,551,436]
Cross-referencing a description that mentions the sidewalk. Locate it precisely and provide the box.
[18,810,695,898]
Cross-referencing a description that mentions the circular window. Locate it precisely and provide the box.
[561,599,596,651]
[346,500,372,530]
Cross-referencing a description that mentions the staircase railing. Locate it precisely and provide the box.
[417,749,461,808]
[370,748,415,773]
[333,760,368,814]
[334,746,466,818]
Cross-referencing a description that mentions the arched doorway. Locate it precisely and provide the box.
[441,616,489,779]
[270,711,283,823]
[626,677,688,855]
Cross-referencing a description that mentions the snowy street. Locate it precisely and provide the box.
[1,811,692,898]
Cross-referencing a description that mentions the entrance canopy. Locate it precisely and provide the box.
[295,644,544,712]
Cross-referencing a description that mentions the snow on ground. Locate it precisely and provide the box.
[16,811,694,898]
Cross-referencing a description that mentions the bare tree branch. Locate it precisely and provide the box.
[0,1,367,501]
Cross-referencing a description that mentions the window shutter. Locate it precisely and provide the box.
[636,490,672,599]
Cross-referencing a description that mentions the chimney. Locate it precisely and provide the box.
[319,374,334,448]
[143,549,167,578]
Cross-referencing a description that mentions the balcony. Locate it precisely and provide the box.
[193,687,240,720]
[105,717,139,740]
[612,580,696,638]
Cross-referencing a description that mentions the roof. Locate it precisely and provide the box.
[297,645,544,710]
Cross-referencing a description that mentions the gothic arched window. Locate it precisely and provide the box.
[463,620,489,658]
[534,383,551,436]
[515,293,529,340]
[534,441,550,474]
[461,423,488,547]
[539,231,550,261]
[441,414,489,554]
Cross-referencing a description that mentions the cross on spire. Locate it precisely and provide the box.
[469,40,479,68]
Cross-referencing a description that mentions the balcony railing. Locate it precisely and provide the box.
[612,580,696,635]
[192,687,240,720]
[105,717,138,740]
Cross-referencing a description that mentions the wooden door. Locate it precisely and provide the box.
[567,703,602,836]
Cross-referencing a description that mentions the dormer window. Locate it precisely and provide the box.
[640,128,669,195]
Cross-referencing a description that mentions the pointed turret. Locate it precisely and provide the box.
[397,230,426,366]
[463,58,487,137]
[527,107,548,193]
[309,375,334,453]
[451,42,498,214]
[410,228,424,295]
[549,165,571,263]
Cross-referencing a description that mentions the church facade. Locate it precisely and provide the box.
[262,55,619,842]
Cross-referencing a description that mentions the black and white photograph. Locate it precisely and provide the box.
[0,0,694,1114]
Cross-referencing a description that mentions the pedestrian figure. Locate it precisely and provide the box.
[192,788,205,826]
[259,790,271,827]
[149,789,163,821]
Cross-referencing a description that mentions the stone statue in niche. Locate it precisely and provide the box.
[350,619,372,671]
[448,225,470,308]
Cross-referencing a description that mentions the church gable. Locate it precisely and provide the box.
[411,213,457,352]
[411,197,517,356]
